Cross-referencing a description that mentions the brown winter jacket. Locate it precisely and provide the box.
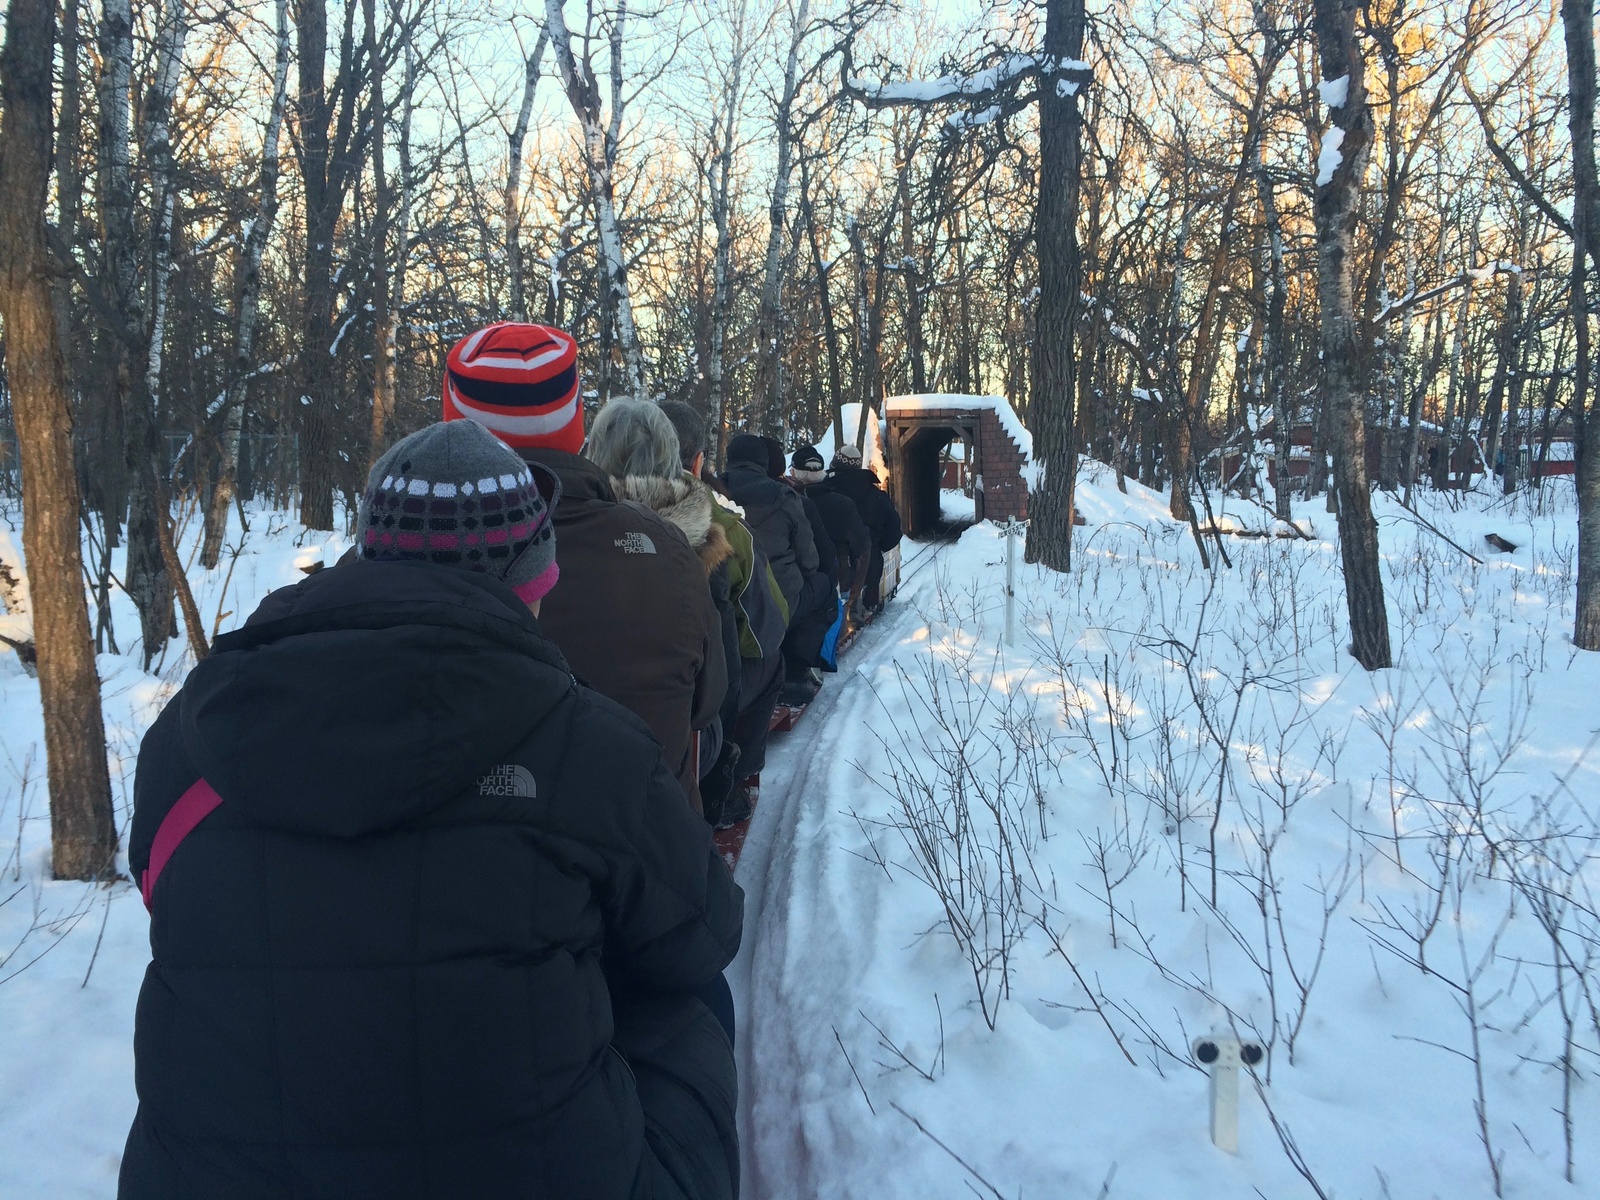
[519,448,728,813]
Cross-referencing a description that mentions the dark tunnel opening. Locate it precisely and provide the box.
[894,423,977,539]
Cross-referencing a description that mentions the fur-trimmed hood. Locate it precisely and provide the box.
[611,472,735,576]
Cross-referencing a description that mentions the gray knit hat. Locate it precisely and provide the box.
[356,420,559,602]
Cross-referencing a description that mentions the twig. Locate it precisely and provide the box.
[833,1025,876,1115]
[81,884,115,988]
[890,1102,1009,1200]
[1392,498,1485,565]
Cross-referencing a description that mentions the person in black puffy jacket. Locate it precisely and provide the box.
[812,445,902,611]
[120,421,743,1200]
[720,433,816,614]
[759,437,836,703]
[790,444,871,616]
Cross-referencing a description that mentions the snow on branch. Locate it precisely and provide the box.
[1370,262,1520,327]
[840,39,1091,112]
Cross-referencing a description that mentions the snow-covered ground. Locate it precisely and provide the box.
[940,487,976,523]
[3,467,1598,1198]
[734,464,1599,1199]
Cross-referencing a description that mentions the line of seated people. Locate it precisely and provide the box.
[121,320,903,1200]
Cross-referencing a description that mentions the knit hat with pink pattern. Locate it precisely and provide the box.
[356,421,559,604]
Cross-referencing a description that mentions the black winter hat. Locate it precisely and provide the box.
[791,445,825,472]
[726,434,770,466]
[761,436,787,480]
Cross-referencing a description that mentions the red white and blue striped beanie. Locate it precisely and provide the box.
[442,322,583,453]
[356,421,559,604]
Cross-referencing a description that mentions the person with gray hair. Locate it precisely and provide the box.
[656,402,792,827]
[586,398,684,482]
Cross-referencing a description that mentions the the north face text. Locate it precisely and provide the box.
[615,532,657,554]
[477,764,537,797]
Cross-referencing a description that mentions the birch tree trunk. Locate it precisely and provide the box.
[1563,0,1600,649]
[799,152,847,449]
[545,0,648,399]
[0,0,119,879]
[507,31,550,322]
[1256,132,1292,519]
[98,0,173,664]
[140,0,207,661]
[142,0,187,414]
[750,0,810,432]
[202,0,290,568]
[706,0,750,443]
[1314,0,1391,670]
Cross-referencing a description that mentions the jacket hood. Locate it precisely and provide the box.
[518,446,617,506]
[179,560,574,838]
[610,472,734,576]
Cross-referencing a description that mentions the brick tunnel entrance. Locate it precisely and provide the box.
[896,423,973,537]
[884,396,1031,539]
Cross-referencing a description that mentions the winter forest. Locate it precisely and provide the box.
[4,0,1600,1195]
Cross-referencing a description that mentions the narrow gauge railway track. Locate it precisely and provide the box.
[712,534,953,869]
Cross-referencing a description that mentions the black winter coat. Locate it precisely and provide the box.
[721,462,817,612]
[803,487,871,587]
[120,560,743,1200]
[814,466,902,553]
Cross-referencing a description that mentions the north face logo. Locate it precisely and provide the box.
[477,764,537,798]
[615,532,657,555]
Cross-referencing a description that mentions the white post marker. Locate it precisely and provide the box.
[1192,1034,1264,1153]
[1002,518,1029,646]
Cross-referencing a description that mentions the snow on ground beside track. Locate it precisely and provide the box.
[735,460,1600,1200]
[0,502,350,1200]
[939,489,976,523]
[3,465,1599,1199]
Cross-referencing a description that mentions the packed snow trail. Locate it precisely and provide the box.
[725,539,947,1199]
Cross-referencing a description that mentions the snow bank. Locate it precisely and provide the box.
[811,403,887,479]
[5,478,1598,1200]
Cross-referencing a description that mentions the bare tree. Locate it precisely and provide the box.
[0,0,118,879]
[705,0,752,441]
[1312,0,1391,669]
[507,27,551,322]
[202,0,292,568]
[750,0,812,432]
[294,0,367,529]
[96,0,173,663]
[366,0,418,468]
[1563,0,1600,649]
[842,0,1093,569]
[544,0,649,399]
